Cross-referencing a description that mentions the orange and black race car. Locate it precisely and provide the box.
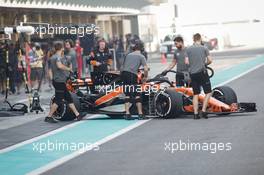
[50,68,257,121]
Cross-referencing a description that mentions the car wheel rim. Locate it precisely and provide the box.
[155,92,171,117]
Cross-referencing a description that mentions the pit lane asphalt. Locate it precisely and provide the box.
[42,65,264,175]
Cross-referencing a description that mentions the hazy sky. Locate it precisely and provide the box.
[174,0,264,24]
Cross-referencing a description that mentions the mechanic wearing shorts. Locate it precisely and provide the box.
[121,40,149,120]
[162,36,189,86]
[44,42,82,123]
[185,33,213,119]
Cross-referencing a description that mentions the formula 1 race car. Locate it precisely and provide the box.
[50,68,257,121]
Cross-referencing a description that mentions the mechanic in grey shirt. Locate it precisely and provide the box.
[121,40,148,120]
[186,44,209,74]
[50,53,70,83]
[162,36,189,86]
[45,42,82,123]
[64,39,78,75]
[185,33,213,119]
[122,52,147,75]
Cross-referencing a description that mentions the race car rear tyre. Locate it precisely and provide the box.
[154,89,184,118]
[212,86,237,115]
[51,93,81,121]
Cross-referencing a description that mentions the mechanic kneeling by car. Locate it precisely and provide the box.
[185,33,213,120]
[44,42,83,123]
[121,40,149,120]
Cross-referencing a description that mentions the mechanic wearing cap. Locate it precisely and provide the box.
[162,36,189,86]
[185,33,213,119]
[121,40,149,120]
[88,39,112,86]
[45,42,82,123]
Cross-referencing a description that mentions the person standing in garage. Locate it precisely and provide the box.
[87,39,113,86]
[185,33,213,119]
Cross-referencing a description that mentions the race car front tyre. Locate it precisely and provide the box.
[154,89,184,118]
[212,86,237,105]
[50,93,81,121]
[212,86,237,115]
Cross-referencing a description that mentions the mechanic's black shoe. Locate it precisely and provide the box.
[200,111,208,119]
[76,113,86,121]
[193,114,200,120]
[44,117,58,123]
[124,114,133,120]
[138,114,148,120]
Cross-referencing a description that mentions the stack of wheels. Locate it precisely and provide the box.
[212,86,238,115]
[154,88,184,118]
[50,93,81,121]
